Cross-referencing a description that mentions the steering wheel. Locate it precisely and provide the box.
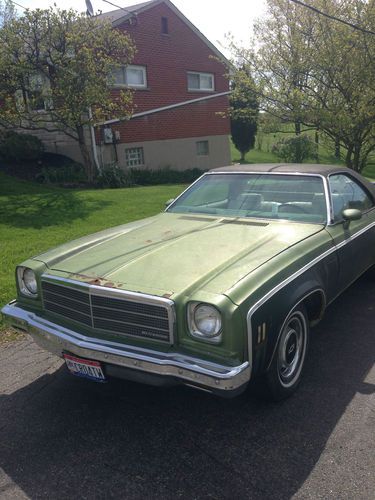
[277,203,309,215]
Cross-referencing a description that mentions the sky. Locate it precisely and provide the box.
[13,0,268,56]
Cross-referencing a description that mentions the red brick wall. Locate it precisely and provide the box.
[109,2,230,143]
[113,95,229,143]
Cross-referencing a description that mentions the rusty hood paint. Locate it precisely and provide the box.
[35,213,324,298]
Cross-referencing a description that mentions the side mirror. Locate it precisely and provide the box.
[342,208,362,228]
[165,198,175,208]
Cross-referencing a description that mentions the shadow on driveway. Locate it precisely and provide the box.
[0,276,374,499]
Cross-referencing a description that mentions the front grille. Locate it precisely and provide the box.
[41,279,174,343]
[42,281,92,326]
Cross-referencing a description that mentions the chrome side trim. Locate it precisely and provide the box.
[1,303,250,393]
[246,219,375,370]
[41,275,176,345]
[334,221,375,250]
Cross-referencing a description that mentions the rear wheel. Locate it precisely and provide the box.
[366,264,375,279]
[264,305,309,401]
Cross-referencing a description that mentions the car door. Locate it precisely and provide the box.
[325,173,375,294]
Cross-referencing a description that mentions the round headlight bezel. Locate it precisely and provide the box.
[188,302,222,343]
[17,266,38,298]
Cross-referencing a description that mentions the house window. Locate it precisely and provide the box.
[26,73,51,111]
[196,140,209,156]
[112,65,147,88]
[28,90,45,111]
[187,72,214,91]
[161,17,168,34]
[125,147,144,167]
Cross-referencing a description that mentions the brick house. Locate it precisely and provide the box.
[37,0,232,170]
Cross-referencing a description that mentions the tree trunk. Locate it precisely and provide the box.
[345,145,353,170]
[240,151,245,162]
[77,125,95,182]
[334,138,340,160]
[315,129,319,162]
[294,121,301,135]
[352,144,362,172]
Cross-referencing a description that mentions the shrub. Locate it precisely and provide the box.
[0,130,44,163]
[96,163,132,188]
[129,167,204,186]
[95,166,205,189]
[272,135,317,163]
[36,163,86,185]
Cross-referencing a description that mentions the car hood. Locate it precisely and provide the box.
[35,213,323,299]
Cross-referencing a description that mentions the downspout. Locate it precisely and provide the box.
[88,107,101,173]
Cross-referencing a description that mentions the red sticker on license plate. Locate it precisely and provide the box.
[63,353,106,382]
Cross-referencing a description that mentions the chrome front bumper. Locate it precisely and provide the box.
[2,302,251,395]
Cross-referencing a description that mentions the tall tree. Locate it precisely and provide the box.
[230,0,375,172]
[230,68,259,161]
[0,8,135,181]
[0,0,16,27]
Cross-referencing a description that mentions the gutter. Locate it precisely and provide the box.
[96,91,231,127]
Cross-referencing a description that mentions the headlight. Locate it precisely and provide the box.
[188,302,222,342]
[17,267,38,297]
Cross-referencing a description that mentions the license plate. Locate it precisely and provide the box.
[63,353,106,382]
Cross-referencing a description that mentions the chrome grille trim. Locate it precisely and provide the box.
[41,275,175,344]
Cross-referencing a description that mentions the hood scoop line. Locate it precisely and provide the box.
[178,215,218,222]
[220,219,269,227]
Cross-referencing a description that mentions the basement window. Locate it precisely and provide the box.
[187,72,214,91]
[125,147,144,167]
[196,140,209,156]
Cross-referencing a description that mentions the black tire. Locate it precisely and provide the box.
[263,305,309,401]
[366,264,375,280]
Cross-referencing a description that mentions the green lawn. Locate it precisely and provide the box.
[230,132,375,180]
[231,130,342,166]
[0,172,186,333]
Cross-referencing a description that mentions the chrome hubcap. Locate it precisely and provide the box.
[277,312,307,387]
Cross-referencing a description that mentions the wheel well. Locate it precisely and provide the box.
[302,290,326,326]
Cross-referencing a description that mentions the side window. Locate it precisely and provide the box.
[329,174,374,220]
[110,65,147,89]
[187,72,214,91]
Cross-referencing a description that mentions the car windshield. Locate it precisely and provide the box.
[167,173,327,224]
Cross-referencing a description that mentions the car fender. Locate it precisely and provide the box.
[246,266,327,378]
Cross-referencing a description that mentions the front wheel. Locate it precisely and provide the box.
[264,305,309,401]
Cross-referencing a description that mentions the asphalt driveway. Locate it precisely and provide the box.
[0,275,374,499]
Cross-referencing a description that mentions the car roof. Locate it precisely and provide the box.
[210,163,352,177]
[208,163,375,199]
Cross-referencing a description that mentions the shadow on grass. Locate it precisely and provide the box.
[0,191,112,229]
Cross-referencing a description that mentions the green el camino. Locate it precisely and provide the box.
[2,164,375,400]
